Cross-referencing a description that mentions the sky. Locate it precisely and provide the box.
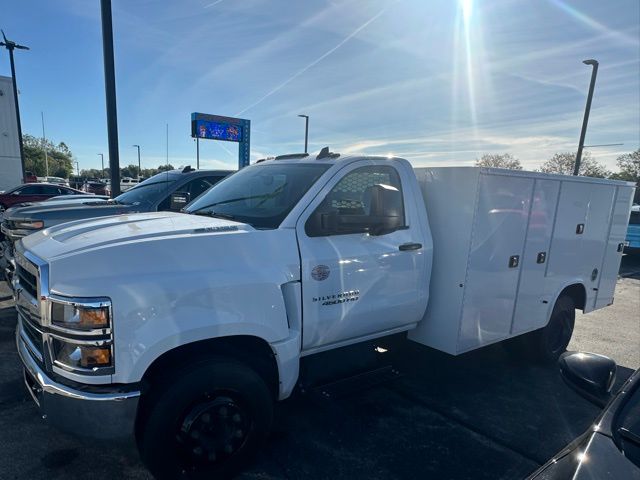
[1,0,639,173]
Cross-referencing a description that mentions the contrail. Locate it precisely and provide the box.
[235,6,388,116]
[205,0,224,8]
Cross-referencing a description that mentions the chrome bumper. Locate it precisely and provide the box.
[16,328,141,440]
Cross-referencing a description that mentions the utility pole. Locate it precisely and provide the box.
[98,153,104,178]
[74,161,80,177]
[0,30,29,181]
[298,114,309,153]
[133,145,141,178]
[574,59,599,176]
[196,137,200,169]
[100,0,121,196]
[41,111,49,177]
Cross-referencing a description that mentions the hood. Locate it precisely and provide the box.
[4,200,138,224]
[21,211,249,261]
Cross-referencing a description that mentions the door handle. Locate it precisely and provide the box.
[399,243,422,251]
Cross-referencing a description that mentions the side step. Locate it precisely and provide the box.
[311,365,401,399]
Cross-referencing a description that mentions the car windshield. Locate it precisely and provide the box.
[115,171,177,205]
[186,163,330,229]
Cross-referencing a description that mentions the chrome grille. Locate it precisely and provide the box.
[17,264,37,298]
[15,251,46,367]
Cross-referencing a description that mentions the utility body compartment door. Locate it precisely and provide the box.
[296,159,430,352]
[511,179,560,334]
[594,186,634,309]
[457,173,533,352]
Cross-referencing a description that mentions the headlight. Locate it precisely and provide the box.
[14,220,44,230]
[51,302,110,330]
[51,338,113,370]
[48,297,114,373]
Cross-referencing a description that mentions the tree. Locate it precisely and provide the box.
[23,134,74,178]
[539,151,609,178]
[609,149,640,183]
[475,153,522,170]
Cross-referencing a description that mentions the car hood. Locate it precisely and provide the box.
[4,201,139,224]
[20,211,249,261]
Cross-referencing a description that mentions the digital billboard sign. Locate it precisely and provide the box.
[195,119,243,142]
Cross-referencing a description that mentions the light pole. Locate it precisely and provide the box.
[98,153,104,178]
[132,145,141,178]
[41,112,49,177]
[574,59,599,176]
[0,30,29,181]
[100,0,121,196]
[74,161,80,178]
[298,114,309,153]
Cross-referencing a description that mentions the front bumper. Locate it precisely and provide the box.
[16,328,141,441]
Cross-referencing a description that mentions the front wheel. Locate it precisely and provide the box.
[137,358,273,480]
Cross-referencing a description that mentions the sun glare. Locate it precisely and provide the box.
[461,0,474,24]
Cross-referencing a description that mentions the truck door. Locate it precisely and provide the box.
[296,161,429,351]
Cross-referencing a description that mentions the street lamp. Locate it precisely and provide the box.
[74,161,80,178]
[0,30,29,181]
[98,153,104,178]
[132,145,141,179]
[298,114,309,153]
[574,59,599,176]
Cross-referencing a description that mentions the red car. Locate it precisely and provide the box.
[82,181,110,196]
[0,183,85,213]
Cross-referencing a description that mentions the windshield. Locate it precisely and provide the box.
[186,163,329,229]
[115,171,177,205]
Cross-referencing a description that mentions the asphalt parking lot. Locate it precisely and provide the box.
[0,254,638,480]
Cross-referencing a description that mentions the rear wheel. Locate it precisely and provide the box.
[506,295,576,363]
[137,358,273,479]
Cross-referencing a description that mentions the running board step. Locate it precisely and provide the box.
[312,365,401,399]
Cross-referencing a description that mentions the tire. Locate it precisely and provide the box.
[506,295,576,363]
[137,358,273,480]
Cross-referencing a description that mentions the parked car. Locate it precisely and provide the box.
[12,152,635,478]
[23,171,38,183]
[626,204,640,252]
[0,183,84,213]
[42,176,70,187]
[105,176,140,192]
[1,168,231,281]
[529,352,640,479]
[82,181,110,196]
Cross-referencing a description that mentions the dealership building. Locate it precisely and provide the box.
[0,75,22,192]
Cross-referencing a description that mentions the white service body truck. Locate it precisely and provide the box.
[13,152,635,478]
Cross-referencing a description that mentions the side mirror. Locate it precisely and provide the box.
[170,191,191,211]
[559,351,616,407]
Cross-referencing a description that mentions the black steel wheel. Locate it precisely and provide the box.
[504,294,576,364]
[138,358,273,480]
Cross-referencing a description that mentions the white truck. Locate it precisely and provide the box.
[13,150,635,478]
